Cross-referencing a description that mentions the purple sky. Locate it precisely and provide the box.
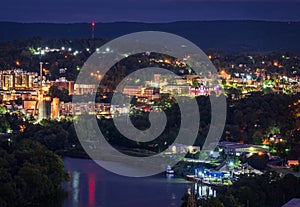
[1,0,300,23]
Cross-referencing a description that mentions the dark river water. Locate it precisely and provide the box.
[62,157,192,207]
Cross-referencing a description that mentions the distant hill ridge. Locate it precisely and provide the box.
[1,21,300,52]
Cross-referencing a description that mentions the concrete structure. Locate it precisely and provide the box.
[38,99,51,121]
[51,97,60,119]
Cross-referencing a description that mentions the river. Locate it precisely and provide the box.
[62,157,193,207]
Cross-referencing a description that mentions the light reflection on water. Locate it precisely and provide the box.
[62,157,215,207]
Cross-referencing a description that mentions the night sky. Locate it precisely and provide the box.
[1,0,300,23]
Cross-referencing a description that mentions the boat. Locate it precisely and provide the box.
[166,165,174,174]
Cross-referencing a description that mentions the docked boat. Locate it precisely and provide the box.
[166,165,174,174]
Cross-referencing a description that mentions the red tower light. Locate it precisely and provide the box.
[91,22,95,27]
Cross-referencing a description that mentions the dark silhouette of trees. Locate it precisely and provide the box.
[0,140,69,207]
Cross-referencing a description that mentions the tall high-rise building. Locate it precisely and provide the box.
[51,97,60,119]
[38,99,51,121]
[154,74,161,87]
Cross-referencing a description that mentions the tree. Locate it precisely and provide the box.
[0,140,69,207]
[201,198,225,207]
[0,106,7,114]
[49,85,71,102]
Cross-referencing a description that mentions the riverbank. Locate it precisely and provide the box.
[62,157,191,207]
[57,146,157,160]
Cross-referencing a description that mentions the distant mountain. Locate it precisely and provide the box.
[1,21,300,53]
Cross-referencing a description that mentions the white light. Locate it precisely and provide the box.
[61,47,65,50]
[68,48,72,51]
[105,47,110,52]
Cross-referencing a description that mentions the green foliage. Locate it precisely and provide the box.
[0,140,69,207]
[226,172,300,207]
[0,113,28,133]
[49,85,71,102]
[0,106,7,114]
[201,197,225,207]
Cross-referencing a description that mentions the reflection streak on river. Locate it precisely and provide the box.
[62,157,214,207]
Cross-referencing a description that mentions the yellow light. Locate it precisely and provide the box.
[164,59,171,64]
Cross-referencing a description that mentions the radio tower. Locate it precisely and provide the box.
[39,62,43,98]
[91,21,96,50]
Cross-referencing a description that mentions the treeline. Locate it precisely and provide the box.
[0,111,69,206]
[0,140,69,207]
[181,172,300,207]
[226,92,300,159]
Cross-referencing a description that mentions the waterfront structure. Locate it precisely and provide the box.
[218,141,268,156]
[163,143,200,155]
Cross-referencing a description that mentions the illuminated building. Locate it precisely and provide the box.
[153,74,161,87]
[59,102,111,117]
[0,69,37,90]
[74,84,97,95]
[122,85,142,96]
[38,99,51,121]
[23,100,37,115]
[37,62,51,121]
[140,87,160,100]
[51,97,60,119]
